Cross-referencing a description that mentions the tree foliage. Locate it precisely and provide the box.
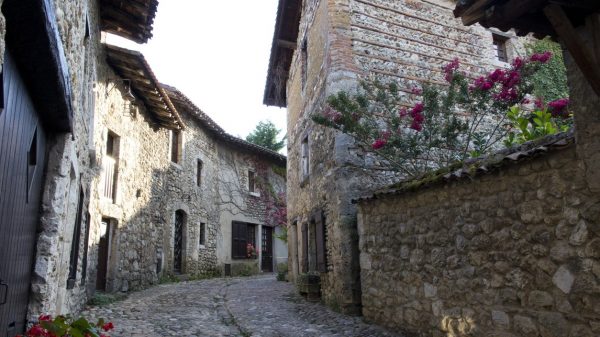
[246,120,285,152]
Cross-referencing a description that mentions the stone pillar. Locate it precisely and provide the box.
[564,25,600,192]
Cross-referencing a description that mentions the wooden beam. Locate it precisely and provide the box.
[549,0,600,10]
[587,13,600,63]
[277,39,296,49]
[544,4,600,96]
[489,0,548,27]
[458,0,495,25]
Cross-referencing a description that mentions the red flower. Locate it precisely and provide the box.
[530,51,552,63]
[38,315,52,322]
[443,58,460,82]
[548,98,570,118]
[372,139,387,150]
[398,107,408,118]
[512,57,524,70]
[102,322,115,332]
[534,97,545,109]
[488,69,506,83]
[411,87,423,95]
[410,120,423,132]
[502,70,521,89]
[411,102,424,116]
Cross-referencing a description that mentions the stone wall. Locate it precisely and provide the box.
[284,0,529,314]
[88,57,171,293]
[357,142,600,337]
[27,0,100,317]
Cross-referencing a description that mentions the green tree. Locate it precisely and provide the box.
[246,120,285,152]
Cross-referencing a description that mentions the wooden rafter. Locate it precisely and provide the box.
[544,4,600,96]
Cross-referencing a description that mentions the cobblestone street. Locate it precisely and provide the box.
[82,275,403,337]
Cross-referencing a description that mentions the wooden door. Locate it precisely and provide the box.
[96,219,111,291]
[0,52,47,337]
[261,226,273,272]
[173,210,185,273]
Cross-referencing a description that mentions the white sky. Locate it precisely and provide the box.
[106,0,287,141]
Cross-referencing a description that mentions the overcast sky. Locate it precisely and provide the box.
[107,0,286,141]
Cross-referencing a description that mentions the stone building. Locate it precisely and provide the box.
[0,0,287,335]
[355,1,600,336]
[0,0,138,333]
[264,0,529,314]
[87,48,288,293]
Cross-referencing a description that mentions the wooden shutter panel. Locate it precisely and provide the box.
[301,223,308,273]
[315,211,327,273]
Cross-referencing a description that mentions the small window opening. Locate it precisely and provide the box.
[104,131,119,201]
[171,130,182,164]
[493,34,509,63]
[301,136,309,182]
[27,129,38,202]
[197,159,203,187]
[248,170,256,193]
[67,187,85,289]
[199,222,206,247]
[301,39,308,89]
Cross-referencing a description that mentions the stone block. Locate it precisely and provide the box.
[569,220,589,246]
[528,290,554,308]
[491,310,510,329]
[553,265,575,294]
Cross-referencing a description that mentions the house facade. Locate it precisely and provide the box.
[264,0,529,314]
[0,1,287,335]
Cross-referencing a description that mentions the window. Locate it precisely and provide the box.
[80,212,91,285]
[196,159,203,187]
[103,131,119,201]
[232,221,257,259]
[301,38,308,90]
[315,211,327,273]
[170,130,182,164]
[301,136,309,183]
[493,34,509,63]
[248,170,256,193]
[67,187,85,289]
[199,222,206,247]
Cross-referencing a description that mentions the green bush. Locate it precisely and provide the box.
[527,38,569,102]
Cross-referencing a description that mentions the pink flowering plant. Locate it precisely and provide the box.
[18,314,114,337]
[312,52,571,177]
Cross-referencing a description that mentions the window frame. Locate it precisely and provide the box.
[492,34,509,63]
[300,135,310,185]
[232,221,257,259]
[199,222,206,248]
[170,129,183,164]
[196,159,203,187]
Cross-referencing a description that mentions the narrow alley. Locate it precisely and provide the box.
[82,275,402,337]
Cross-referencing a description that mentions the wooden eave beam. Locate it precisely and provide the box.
[544,4,600,96]
[486,0,548,27]
[459,0,495,25]
[549,0,600,10]
[277,39,296,49]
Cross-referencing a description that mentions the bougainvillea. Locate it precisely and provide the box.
[312,52,571,177]
[18,315,114,337]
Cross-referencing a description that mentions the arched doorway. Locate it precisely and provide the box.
[173,210,186,273]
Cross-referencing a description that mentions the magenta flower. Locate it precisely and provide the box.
[411,87,423,95]
[512,57,524,70]
[548,98,570,118]
[372,139,387,150]
[530,51,552,63]
[399,107,408,118]
[443,58,460,82]
[534,97,545,109]
[488,69,506,83]
[502,70,521,89]
[410,120,423,132]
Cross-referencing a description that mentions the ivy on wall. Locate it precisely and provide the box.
[527,38,569,102]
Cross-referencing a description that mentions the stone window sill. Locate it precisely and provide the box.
[170,162,183,170]
[249,191,261,197]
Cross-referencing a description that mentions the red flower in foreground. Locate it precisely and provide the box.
[102,322,115,332]
[38,315,52,322]
[548,98,570,118]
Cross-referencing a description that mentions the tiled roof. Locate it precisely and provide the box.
[355,131,575,202]
[105,44,184,130]
[163,85,287,167]
[100,0,158,44]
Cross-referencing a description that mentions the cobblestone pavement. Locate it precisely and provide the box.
[83,275,404,337]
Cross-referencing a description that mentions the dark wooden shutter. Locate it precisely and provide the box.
[232,222,248,259]
[315,211,327,273]
[301,223,308,273]
[67,187,85,289]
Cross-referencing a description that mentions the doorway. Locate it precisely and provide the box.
[0,53,48,337]
[261,226,273,272]
[173,210,186,273]
[96,218,113,291]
